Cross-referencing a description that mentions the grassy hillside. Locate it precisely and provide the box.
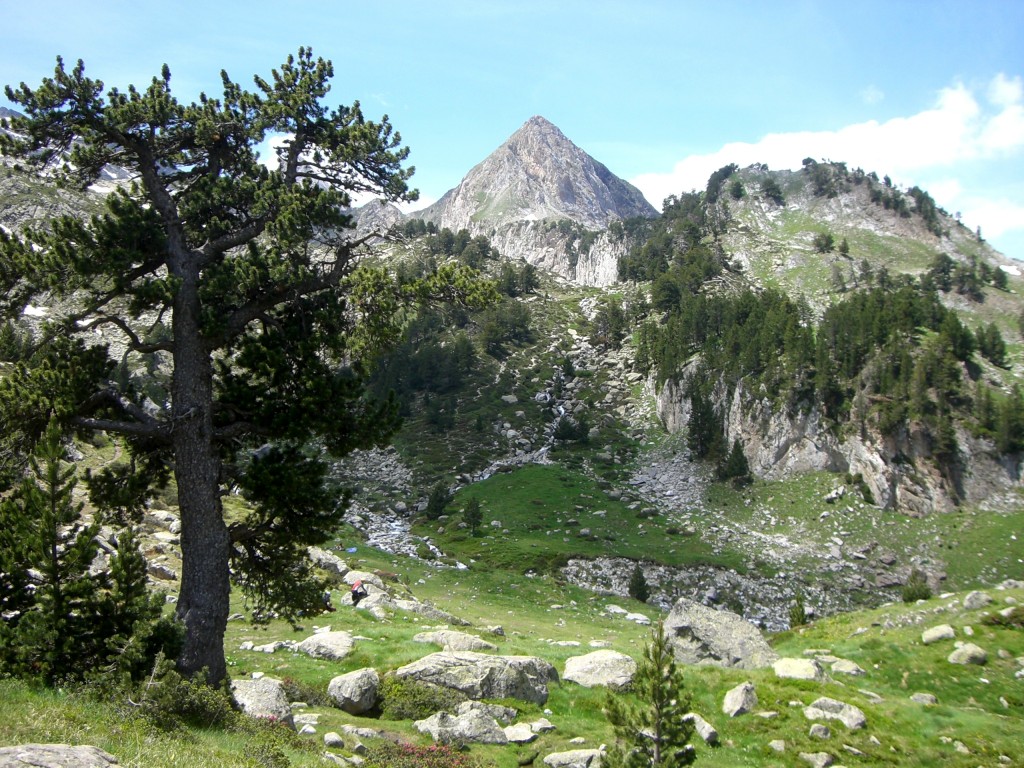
[2,556,1021,768]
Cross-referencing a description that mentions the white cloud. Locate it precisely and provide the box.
[631,74,1024,206]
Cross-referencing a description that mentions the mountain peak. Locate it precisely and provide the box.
[422,116,656,232]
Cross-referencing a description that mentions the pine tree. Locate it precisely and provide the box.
[0,421,105,683]
[604,622,695,768]
[0,50,495,683]
[463,497,483,536]
[628,564,650,603]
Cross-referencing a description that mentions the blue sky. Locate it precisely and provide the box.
[3,1,1023,259]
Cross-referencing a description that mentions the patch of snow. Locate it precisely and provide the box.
[23,305,47,318]
[998,264,1021,277]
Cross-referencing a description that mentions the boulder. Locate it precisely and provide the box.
[327,668,380,714]
[395,651,558,705]
[809,724,831,739]
[664,598,778,669]
[722,681,757,717]
[830,659,865,676]
[414,710,508,745]
[563,650,637,690]
[0,745,119,767]
[963,591,992,610]
[773,658,825,681]
[457,700,517,724]
[297,630,354,661]
[682,712,718,745]
[307,546,349,581]
[413,630,497,652]
[393,599,471,626]
[798,752,834,768]
[922,624,955,645]
[803,697,866,730]
[504,723,539,743]
[230,677,295,729]
[910,692,938,705]
[542,749,603,768]
[947,642,987,665]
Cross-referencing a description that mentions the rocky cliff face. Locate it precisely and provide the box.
[656,367,1022,514]
[416,116,656,286]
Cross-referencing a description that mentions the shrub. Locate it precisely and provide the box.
[280,676,332,707]
[981,606,1024,629]
[902,569,931,603]
[378,674,466,721]
[134,658,237,731]
[364,742,479,768]
[789,594,808,628]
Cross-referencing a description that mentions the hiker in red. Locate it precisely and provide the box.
[351,580,369,606]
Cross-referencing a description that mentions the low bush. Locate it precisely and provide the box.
[377,674,467,721]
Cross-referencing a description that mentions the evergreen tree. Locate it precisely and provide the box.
[0,50,495,683]
[717,440,751,486]
[604,622,695,768]
[627,564,650,603]
[424,482,452,521]
[0,422,105,682]
[463,497,482,536]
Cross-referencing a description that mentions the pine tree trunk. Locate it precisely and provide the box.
[171,266,231,685]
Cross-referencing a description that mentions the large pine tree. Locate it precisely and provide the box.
[0,49,492,683]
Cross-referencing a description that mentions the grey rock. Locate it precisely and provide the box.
[803,697,866,730]
[458,700,518,725]
[773,658,825,681]
[831,659,866,677]
[682,712,718,745]
[563,650,637,690]
[722,681,757,717]
[921,624,955,645]
[324,732,345,748]
[327,668,380,714]
[297,630,355,661]
[414,710,508,745]
[910,692,938,705]
[963,591,992,610]
[798,752,834,768]
[395,651,558,705]
[947,642,987,665]
[665,598,778,669]
[504,724,538,743]
[542,749,604,768]
[308,546,349,581]
[0,745,119,767]
[768,739,786,753]
[809,723,831,739]
[413,630,497,652]
[230,677,295,729]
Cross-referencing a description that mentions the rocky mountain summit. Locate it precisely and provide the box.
[412,116,657,285]
[420,116,655,231]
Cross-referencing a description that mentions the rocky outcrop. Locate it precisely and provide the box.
[394,651,558,705]
[656,366,1022,513]
[664,598,778,669]
[0,745,119,767]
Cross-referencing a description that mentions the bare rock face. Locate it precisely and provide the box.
[0,745,119,767]
[665,598,779,669]
[395,651,559,705]
[417,116,656,286]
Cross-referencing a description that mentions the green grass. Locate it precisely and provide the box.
[417,464,743,575]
